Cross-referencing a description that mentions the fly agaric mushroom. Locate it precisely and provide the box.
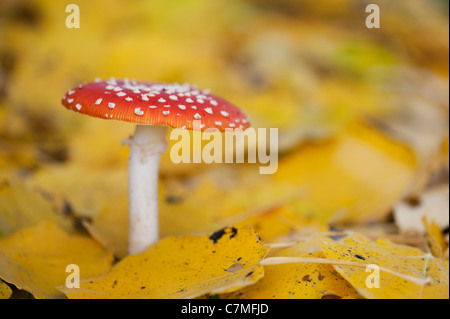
[61,78,250,255]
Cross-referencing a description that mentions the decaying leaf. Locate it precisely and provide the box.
[29,163,128,220]
[222,233,361,299]
[0,179,73,237]
[275,123,417,224]
[61,226,269,299]
[0,280,12,299]
[0,251,64,299]
[233,205,326,244]
[423,217,447,259]
[0,222,114,298]
[320,235,449,299]
[394,185,449,234]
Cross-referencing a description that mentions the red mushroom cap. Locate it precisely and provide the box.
[61,78,250,131]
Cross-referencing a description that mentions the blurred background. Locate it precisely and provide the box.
[0,0,448,258]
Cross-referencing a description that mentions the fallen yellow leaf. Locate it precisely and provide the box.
[61,226,269,299]
[320,235,449,299]
[223,232,361,299]
[0,222,114,298]
[0,179,73,237]
[275,123,418,224]
[423,217,447,259]
[0,280,12,299]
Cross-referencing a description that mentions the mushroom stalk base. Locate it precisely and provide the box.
[127,125,167,255]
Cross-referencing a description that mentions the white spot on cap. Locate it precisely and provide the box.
[242,119,248,123]
[220,111,229,117]
[125,97,133,102]
[194,113,201,119]
[141,95,149,101]
[186,98,194,103]
[113,87,122,92]
[178,104,186,110]
[95,98,103,105]
[117,92,126,97]
[105,85,114,90]
[215,121,222,126]
[75,104,82,110]
[149,105,157,109]
[163,110,170,115]
[204,107,213,114]
[210,100,218,106]
[158,98,166,103]
[169,95,178,100]
[229,123,236,127]
[197,99,204,104]
[68,89,75,95]
[164,105,171,108]
[191,106,197,109]
[134,107,144,116]
[67,98,74,103]
[108,102,115,109]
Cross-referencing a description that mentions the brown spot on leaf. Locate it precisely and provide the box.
[225,262,244,272]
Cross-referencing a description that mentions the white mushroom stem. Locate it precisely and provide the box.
[125,125,168,255]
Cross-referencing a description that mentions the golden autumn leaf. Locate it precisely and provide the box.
[29,163,128,220]
[0,222,114,298]
[223,251,361,299]
[233,205,327,244]
[61,226,269,299]
[423,217,447,259]
[0,0,448,301]
[0,280,12,299]
[0,179,73,237]
[275,123,418,224]
[222,232,361,299]
[0,251,64,299]
[320,235,449,299]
